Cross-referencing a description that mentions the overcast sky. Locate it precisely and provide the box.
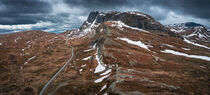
[0,0,210,33]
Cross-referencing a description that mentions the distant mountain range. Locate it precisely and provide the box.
[0,22,81,34]
[166,22,210,44]
[0,11,209,95]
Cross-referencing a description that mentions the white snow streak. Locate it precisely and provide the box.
[161,49,210,61]
[66,18,99,39]
[184,38,210,49]
[109,21,149,33]
[94,50,106,73]
[94,74,110,83]
[100,69,112,76]
[82,56,91,60]
[181,47,191,51]
[163,44,174,48]
[100,29,104,32]
[83,48,93,52]
[100,84,107,91]
[24,56,36,64]
[79,69,83,73]
[117,37,150,51]
[126,12,150,19]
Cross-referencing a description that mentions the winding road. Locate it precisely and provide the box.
[39,46,74,95]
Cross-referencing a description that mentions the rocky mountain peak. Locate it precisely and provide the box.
[78,11,175,37]
[167,22,206,31]
[184,22,204,28]
[86,11,153,24]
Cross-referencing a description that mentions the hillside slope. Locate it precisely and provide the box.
[0,12,209,95]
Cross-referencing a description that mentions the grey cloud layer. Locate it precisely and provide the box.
[150,0,210,19]
[64,0,210,19]
[0,0,52,24]
[0,0,209,25]
[64,0,128,9]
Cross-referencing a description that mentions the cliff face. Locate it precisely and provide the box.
[65,11,176,41]
[85,11,174,36]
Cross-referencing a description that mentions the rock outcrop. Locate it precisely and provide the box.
[83,11,175,36]
[66,11,176,39]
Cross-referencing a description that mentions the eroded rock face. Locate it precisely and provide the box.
[66,11,176,41]
[85,11,174,36]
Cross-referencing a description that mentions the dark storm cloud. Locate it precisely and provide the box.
[150,0,210,19]
[0,0,51,14]
[0,0,210,26]
[64,0,210,20]
[64,0,128,9]
[0,0,52,24]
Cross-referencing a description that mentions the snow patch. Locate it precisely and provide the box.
[94,50,106,73]
[198,32,206,38]
[27,41,31,44]
[126,12,150,19]
[94,74,110,83]
[100,69,112,76]
[14,37,21,43]
[81,64,87,67]
[117,37,150,51]
[185,33,197,38]
[100,84,107,92]
[184,38,210,49]
[24,56,36,64]
[181,47,191,51]
[67,25,97,39]
[82,56,91,60]
[161,49,210,61]
[167,23,188,33]
[184,31,207,39]
[22,44,32,51]
[67,17,99,39]
[109,21,149,33]
[147,45,153,48]
[20,66,23,70]
[79,69,83,73]
[170,28,185,33]
[93,43,97,49]
[100,28,104,32]
[163,44,174,48]
[84,48,93,52]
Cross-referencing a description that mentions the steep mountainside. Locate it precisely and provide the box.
[0,12,210,95]
[167,22,210,46]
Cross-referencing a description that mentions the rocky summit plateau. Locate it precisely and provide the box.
[0,11,210,95]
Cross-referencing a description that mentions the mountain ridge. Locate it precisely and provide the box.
[65,11,176,39]
[166,22,210,44]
